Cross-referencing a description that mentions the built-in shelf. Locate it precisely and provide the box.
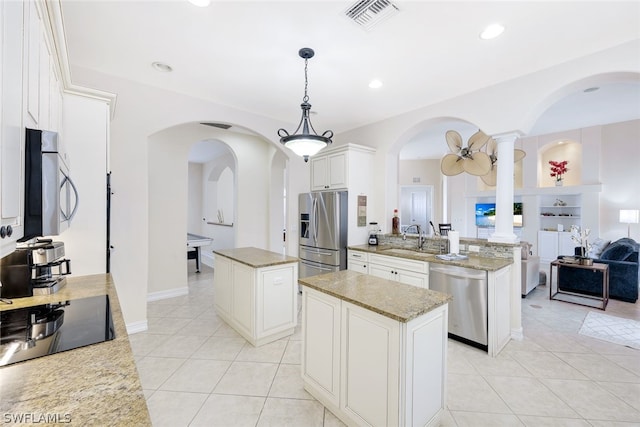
[207,222,233,227]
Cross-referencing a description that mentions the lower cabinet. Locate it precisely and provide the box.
[213,254,297,346]
[302,287,447,427]
[368,253,429,289]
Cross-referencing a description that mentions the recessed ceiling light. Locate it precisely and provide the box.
[584,87,600,93]
[369,79,383,89]
[480,23,505,40]
[152,62,173,72]
[188,0,211,7]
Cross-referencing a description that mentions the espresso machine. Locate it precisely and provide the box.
[0,240,71,299]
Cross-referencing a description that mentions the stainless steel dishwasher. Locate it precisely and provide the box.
[429,263,488,350]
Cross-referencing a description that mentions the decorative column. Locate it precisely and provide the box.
[489,132,524,341]
[489,132,520,244]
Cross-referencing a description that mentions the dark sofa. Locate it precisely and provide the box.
[557,237,639,303]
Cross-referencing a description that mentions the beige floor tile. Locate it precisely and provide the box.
[213,322,246,338]
[323,408,347,427]
[256,397,324,427]
[175,316,224,337]
[450,410,524,426]
[235,339,287,363]
[190,336,246,360]
[518,415,592,426]
[146,316,192,335]
[464,353,532,377]
[150,334,207,358]
[541,378,640,422]
[596,381,640,412]
[446,373,511,413]
[281,339,301,364]
[145,390,208,427]
[484,375,579,418]
[165,304,208,319]
[214,361,279,396]
[135,356,185,390]
[127,332,168,356]
[508,351,588,380]
[190,394,265,427]
[602,353,640,377]
[553,352,640,382]
[268,363,313,400]
[159,359,231,393]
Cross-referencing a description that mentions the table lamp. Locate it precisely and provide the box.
[619,209,639,237]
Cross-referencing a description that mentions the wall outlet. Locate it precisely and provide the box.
[468,245,480,253]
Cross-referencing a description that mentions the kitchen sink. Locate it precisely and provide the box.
[380,248,433,258]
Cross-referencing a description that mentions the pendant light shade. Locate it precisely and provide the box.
[278,48,333,162]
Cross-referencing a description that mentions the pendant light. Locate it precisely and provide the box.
[278,48,333,162]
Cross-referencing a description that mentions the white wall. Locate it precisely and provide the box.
[59,94,109,276]
[187,162,202,234]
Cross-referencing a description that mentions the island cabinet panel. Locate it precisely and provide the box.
[341,302,400,427]
[213,255,233,318]
[212,252,298,347]
[488,266,512,356]
[302,289,341,407]
[302,286,447,427]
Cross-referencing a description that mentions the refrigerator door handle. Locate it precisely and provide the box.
[312,196,319,245]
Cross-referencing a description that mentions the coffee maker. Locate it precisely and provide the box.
[0,240,71,299]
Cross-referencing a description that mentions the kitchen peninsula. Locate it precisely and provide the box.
[299,270,452,427]
[0,274,151,426]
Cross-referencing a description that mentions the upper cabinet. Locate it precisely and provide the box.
[1,0,26,257]
[309,143,375,192]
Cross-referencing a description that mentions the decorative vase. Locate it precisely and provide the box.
[579,257,593,266]
[555,180,563,187]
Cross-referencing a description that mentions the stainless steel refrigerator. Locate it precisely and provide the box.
[298,191,348,278]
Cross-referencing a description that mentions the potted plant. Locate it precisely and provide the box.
[570,225,593,265]
[549,160,568,186]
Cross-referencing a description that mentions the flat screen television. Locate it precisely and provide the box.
[475,203,523,227]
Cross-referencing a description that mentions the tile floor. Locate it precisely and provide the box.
[131,264,640,426]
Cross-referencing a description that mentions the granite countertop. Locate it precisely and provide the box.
[213,247,298,268]
[0,274,151,426]
[299,270,452,322]
[348,244,513,271]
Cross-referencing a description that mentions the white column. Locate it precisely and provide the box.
[489,133,520,244]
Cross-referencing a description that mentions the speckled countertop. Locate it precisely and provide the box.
[213,247,298,268]
[0,274,151,426]
[348,244,513,271]
[299,270,452,322]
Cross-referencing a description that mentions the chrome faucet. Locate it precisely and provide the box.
[403,224,424,250]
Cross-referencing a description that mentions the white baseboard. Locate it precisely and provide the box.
[147,286,189,302]
[126,320,148,335]
[202,252,214,268]
[511,327,524,340]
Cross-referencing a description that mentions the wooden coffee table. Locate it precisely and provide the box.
[549,259,609,310]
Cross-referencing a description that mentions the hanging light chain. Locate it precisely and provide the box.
[303,57,309,103]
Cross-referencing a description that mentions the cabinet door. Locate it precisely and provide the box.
[396,269,429,288]
[368,263,394,281]
[213,255,233,318]
[558,232,576,257]
[327,152,347,189]
[259,265,296,336]
[310,155,328,191]
[232,262,255,337]
[537,231,558,261]
[341,301,400,426]
[348,260,368,274]
[302,288,341,407]
[1,0,25,257]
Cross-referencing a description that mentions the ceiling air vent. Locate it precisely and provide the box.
[200,122,232,130]
[345,0,400,31]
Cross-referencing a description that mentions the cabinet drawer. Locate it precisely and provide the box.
[347,250,368,262]
[369,253,428,274]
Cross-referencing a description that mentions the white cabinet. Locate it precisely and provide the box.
[368,252,429,288]
[537,230,575,285]
[302,286,448,427]
[213,253,298,346]
[1,0,25,257]
[347,250,368,274]
[310,151,348,191]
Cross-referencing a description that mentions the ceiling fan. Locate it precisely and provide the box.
[440,130,492,176]
[480,138,526,186]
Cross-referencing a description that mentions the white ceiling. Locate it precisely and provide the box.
[60,0,640,160]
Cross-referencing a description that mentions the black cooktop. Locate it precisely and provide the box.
[0,295,115,367]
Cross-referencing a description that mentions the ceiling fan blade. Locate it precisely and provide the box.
[440,153,464,176]
[445,130,463,153]
[514,149,526,162]
[481,166,498,186]
[467,130,491,151]
[463,151,492,176]
[486,138,497,156]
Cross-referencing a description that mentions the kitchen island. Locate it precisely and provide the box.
[0,274,151,426]
[213,247,298,346]
[299,270,452,427]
